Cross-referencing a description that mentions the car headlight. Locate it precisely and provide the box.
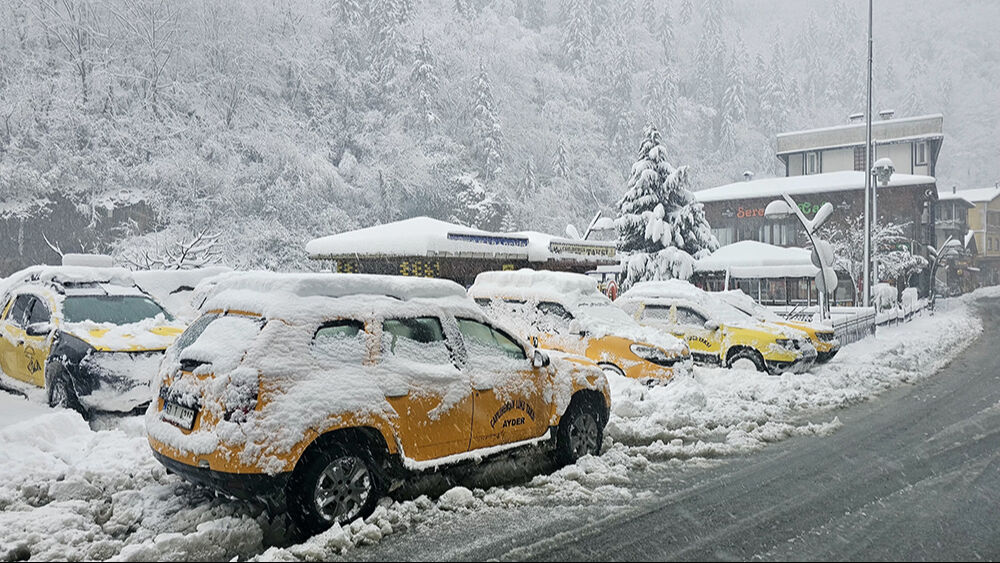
[775,338,800,350]
[816,331,836,343]
[630,344,684,367]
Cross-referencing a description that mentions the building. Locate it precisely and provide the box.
[776,112,943,178]
[695,171,938,299]
[305,216,618,286]
[956,186,1000,285]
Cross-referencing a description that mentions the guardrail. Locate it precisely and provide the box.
[769,305,878,346]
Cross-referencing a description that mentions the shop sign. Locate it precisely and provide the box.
[735,201,830,220]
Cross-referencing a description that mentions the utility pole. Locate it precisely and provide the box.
[863,0,874,307]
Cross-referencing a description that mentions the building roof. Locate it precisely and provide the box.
[935,190,975,208]
[694,171,935,204]
[953,187,1000,204]
[694,241,818,279]
[776,114,943,155]
[305,216,617,264]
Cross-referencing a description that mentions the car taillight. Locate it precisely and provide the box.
[223,376,260,423]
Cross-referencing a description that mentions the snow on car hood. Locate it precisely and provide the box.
[62,316,184,352]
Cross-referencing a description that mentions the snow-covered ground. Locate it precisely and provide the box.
[0,297,984,562]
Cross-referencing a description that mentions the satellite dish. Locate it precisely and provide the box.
[565,224,581,240]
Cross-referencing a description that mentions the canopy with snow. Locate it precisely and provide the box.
[694,241,818,279]
[306,217,617,286]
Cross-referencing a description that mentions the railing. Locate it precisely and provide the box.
[769,304,878,346]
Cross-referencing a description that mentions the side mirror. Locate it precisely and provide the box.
[532,349,550,368]
[26,322,53,337]
[531,335,539,348]
[704,320,720,331]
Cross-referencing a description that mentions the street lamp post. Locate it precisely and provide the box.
[863,0,874,307]
[765,194,837,321]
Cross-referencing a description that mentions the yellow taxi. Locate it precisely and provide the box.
[146,272,610,533]
[468,270,691,385]
[717,289,841,363]
[616,280,817,374]
[0,263,184,416]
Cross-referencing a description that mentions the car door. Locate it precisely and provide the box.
[0,294,36,384]
[378,316,474,462]
[673,306,723,365]
[20,295,54,387]
[457,317,549,450]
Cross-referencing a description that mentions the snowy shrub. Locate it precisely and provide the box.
[873,283,898,312]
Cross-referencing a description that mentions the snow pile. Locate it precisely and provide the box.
[0,396,267,562]
[603,298,981,458]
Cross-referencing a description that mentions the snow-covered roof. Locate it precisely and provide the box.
[775,114,944,155]
[695,241,818,279]
[306,216,616,264]
[953,187,1000,204]
[936,191,975,208]
[694,171,935,203]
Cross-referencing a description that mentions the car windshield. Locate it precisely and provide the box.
[62,295,173,324]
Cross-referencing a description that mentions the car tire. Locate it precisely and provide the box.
[46,362,86,417]
[287,442,382,535]
[726,348,766,373]
[555,397,604,466]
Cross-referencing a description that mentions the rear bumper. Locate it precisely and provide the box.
[816,349,840,363]
[152,449,290,500]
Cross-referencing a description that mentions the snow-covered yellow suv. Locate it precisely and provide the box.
[717,289,840,363]
[147,272,610,533]
[0,264,184,416]
[469,270,691,385]
[616,280,817,375]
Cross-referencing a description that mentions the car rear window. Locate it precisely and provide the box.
[177,314,264,373]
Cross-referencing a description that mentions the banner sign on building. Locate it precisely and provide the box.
[548,241,617,257]
[447,232,529,247]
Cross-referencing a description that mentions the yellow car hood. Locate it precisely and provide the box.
[64,322,184,352]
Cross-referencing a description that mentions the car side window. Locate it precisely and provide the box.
[641,304,672,321]
[536,301,574,332]
[675,307,707,327]
[381,317,452,365]
[6,295,33,328]
[457,318,527,361]
[312,319,367,366]
[25,297,51,325]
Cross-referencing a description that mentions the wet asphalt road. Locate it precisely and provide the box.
[344,297,1000,562]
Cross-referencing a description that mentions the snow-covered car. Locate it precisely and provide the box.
[469,269,692,385]
[0,264,184,416]
[716,289,841,363]
[146,272,610,533]
[616,280,817,374]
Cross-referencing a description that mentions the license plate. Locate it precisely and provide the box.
[162,401,197,430]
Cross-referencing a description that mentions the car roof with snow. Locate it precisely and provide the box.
[470,269,605,304]
[0,265,145,300]
[618,279,754,325]
[195,271,487,322]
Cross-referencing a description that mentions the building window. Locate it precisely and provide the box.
[712,227,734,247]
[854,146,865,171]
[914,142,928,166]
[804,151,821,175]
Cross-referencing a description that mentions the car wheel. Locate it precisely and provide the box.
[726,348,766,373]
[46,363,85,416]
[556,398,604,466]
[288,443,382,535]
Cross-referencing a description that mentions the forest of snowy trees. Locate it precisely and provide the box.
[0,0,997,272]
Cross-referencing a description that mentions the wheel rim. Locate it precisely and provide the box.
[568,411,600,458]
[313,455,372,523]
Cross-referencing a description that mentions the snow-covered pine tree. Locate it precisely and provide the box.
[679,0,693,25]
[411,35,439,132]
[616,125,719,290]
[656,7,674,60]
[450,173,502,230]
[520,158,537,201]
[562,0,591,69]
[471,64,503,180]
[719,46,746,155]
[554,137,570,179]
